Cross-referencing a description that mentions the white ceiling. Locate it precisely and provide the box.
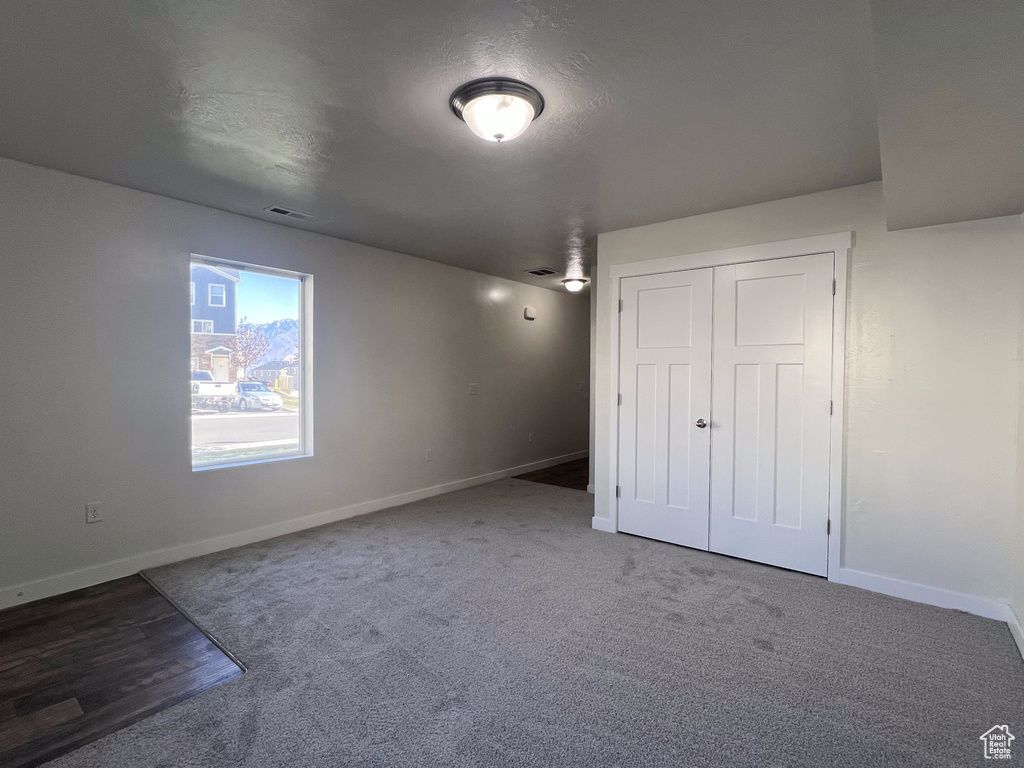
[871,0,1024,231]
[0,1,1016,287]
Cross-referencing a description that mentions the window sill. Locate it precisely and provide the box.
[191,451,313,472]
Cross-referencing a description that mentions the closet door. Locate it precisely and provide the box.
[617,269,713,549]
[709,253,834,575]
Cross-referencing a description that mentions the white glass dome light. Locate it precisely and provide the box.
[562,277,588,293]
[462,93,535,143]
[450,78,544,143]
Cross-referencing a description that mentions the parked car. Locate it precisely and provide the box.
[234,381,284,412]
[191,370,236,412]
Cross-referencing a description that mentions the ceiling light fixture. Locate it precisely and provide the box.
[562,277,588,293]
[449,77,544,143]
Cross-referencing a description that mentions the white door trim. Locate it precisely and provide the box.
[601,232,851,582]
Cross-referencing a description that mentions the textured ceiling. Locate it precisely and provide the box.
[0,0,883,287]
[870,0,1024,231]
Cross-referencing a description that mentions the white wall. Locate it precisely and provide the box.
[0,157,590,606]
[588,277,597,492]
[595,182,1023,604]
[1014,302,1024,639]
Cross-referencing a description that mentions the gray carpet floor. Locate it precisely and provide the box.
[49,479,1023,767]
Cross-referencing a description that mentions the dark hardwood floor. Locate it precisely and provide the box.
[0,575,243,768]
[513,457,590,491]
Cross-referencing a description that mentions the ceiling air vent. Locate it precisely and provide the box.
[526,267,557,277]
[264,206,313,222]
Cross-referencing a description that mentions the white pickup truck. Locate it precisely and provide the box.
[191,370,236,412]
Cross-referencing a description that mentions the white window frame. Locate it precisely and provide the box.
[190,282,195,306]
[191,319,214,334]
[190,254,314,471]
[208,283,226,307]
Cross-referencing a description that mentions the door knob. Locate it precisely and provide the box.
[696,418,707,429]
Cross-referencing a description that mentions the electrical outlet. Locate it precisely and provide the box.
[85,502,103,524]
[528,432,534,443]
[425,449,432,462]
[469,383,478,395]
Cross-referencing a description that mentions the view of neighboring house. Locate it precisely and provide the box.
[190,264,239,381]
[250,356,300,391]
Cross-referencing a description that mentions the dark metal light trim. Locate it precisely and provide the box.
[449,77,545,122]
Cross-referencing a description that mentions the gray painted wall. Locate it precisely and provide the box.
[0,157,590,605]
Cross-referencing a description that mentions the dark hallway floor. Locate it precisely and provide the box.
[513,457,590,491]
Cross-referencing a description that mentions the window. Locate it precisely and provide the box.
[191,282,195,305]
[190,356,199,370]
[189,255,312,470]
[208,283,226,307]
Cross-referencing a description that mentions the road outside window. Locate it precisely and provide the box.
[189,256,311,469]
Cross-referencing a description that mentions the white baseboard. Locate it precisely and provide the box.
[586,484,595,494]
[0,450,588,610]
[832,567,1010,622]
[591,516,616,533]
[1008,606,1024,662]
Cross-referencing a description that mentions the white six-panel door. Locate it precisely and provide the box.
[617,269,713,549]
[708,253,834,576]
[615,252,835,576]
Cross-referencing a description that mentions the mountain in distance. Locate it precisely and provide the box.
[247,318,299,366]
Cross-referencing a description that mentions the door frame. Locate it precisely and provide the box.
[604,232,850,581]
